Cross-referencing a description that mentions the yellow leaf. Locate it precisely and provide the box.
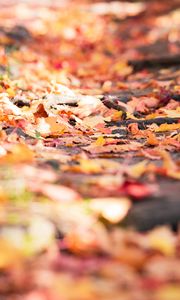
[155,123,180,132]
[76,159,102,174]
[129,160,148,178]
[94,136,105,146]
[174,85,180,92]
[146,113,159,120]
[112,111,123,121]
[113,61,132,76]
[155,285,180,300]
[148,227,175,256]
[6,88,15,98]
[126,112,139,120]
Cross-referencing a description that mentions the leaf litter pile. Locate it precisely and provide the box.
[0,0,180,299]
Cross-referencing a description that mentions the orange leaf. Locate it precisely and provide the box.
[84,142,141,154]
[0,144,34,164]
[146,132,159,146]
[34,104,48,119]
[128,123,141,135]
[0,239,22,268]
[46,117,66,134]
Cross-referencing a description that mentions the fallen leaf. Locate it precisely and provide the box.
[29,183,82,202]
[84,142,142,154]
[148,227,175,256]
[120,181,154,199]
[146,132,159,146]
[90,197,131,223]
[155,123,180,132]
[0,144,34,164]
[93,135,105,146]
[128,160,148,178]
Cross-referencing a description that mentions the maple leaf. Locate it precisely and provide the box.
[36,117,67,137]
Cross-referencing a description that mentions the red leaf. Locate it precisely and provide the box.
[120,181,152,199]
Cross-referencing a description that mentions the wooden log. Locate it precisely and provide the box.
[128,55,180,71]
[122,196,180,231]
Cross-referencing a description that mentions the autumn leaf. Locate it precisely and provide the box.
[29,183,82,202]
[0,239,22,268]
[45,117,67,135]
[120,181,154,199]
[93,135,105,146]
[146,131,159,146]
[128,160,148,178]
[84,141,142,154]
[155,123,180,132]
[90,197,131,223]
[147,227,175,256]
[113,61,133,76]
[158,150,180,179]
[36,117,67,136]
[0,144,34,164]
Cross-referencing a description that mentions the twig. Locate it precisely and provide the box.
[106,117,180,129]
[129,55,180,71]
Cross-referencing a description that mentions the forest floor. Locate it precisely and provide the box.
[0,1,180,299]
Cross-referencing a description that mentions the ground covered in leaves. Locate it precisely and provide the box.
[0,1,180,299]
